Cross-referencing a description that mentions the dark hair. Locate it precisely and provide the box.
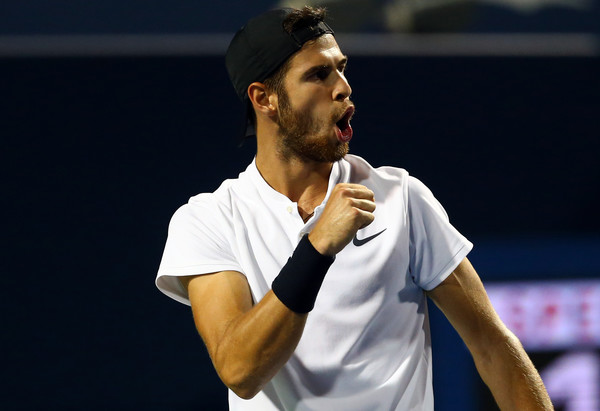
[250,7,328,125]
[283,6,327,33]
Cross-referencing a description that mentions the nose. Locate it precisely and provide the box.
[333,72,352,102]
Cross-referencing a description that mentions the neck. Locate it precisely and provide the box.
[255,142,333,219]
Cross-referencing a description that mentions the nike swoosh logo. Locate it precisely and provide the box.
[353,228,387,247]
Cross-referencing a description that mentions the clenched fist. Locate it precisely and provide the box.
[308,183,375,256]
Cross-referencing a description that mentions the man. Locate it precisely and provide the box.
[156,6,553,410]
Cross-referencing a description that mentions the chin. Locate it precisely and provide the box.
[279,127,349,163]
[326,142,349,162]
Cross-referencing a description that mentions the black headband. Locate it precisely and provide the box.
[225,8,334,103]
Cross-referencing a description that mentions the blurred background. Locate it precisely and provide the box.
[2,1,599,410]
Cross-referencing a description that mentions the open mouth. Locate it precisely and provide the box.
[336,107,355,143]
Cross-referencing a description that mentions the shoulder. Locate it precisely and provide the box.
[405,175,450,221]
[342,155,445,215]
[343,154,410,186]
[179,162,257,219]
[187,179,236,212]
[406,175,436,199]
[170,168,252,233]
[172,182,229,223]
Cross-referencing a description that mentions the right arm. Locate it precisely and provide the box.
[182,183,375,399]
[182,271,306,399]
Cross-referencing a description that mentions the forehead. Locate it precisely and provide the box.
[286,34,345,74]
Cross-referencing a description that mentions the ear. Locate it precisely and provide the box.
[247,82,278,118]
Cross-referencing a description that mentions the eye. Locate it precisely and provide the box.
[315,68,329,80]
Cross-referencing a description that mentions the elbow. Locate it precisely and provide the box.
[231,385,261,400]
[225,381,262,400]
[218,363,264,400]
[211,336,287,400]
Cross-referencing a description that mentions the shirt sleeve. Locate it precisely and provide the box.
[407,176,473,291]
[155,197,243,306]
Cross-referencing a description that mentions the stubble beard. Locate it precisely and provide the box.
[275,88,349,163]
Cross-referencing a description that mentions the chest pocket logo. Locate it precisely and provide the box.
[353,228,387,247]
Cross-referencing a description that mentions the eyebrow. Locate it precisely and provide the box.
[302,56,349,78]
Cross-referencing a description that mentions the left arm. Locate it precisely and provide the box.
[427,257,553,410]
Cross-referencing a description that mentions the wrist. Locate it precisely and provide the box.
[271,235,335,313]
[307,232,335,257]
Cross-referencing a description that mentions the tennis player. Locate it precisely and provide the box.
[156,6,553,410]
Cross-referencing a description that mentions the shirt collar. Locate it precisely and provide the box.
[247,156,350,207]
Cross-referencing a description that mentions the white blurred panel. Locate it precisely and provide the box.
[486,280,600,351]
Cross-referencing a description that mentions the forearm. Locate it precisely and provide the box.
[210,235,334,398]
[427,260,553,410]
[473,330,553,410]
[213,291,307,399]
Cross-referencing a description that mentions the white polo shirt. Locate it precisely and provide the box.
[156,154,473,410]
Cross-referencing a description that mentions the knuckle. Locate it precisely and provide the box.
[335,186,349,198]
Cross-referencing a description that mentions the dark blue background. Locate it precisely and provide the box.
[3,54,599,410]
[1,0,599,34]
[2,1,599,409]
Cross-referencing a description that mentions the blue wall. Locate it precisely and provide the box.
[1,1,599,34]
[3,51,599,409]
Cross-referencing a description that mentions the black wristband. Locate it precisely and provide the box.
[271,235,335,313]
